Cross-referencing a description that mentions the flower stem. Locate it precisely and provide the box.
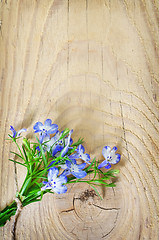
[0,201,17,227]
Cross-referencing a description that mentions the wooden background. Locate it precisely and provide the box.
[0,0,159,239]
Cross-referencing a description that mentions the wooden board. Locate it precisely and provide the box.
[0,0,159,239]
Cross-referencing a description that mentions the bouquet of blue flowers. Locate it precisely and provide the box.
[0,119,120,233]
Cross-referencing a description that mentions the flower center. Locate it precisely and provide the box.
[107,156,112,162]
[42,128,47,133]
[51,181,57,188]
[70,164,78,172]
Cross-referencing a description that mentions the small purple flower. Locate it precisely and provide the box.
[10,126,27,138]
[60,129,73,157]
[41,129,73,157]
[33,119,58,143]
[51,131,72,157]
[98,146,120,169]
[41,167,67,194]
[69,144,90,164]
[61,159,87,179]
[42,134,58,153]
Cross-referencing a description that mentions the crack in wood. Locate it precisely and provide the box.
[0,19,2,37]
[11,159,20,240]
[92,203,120,211]
[13,161,18,193]
[102,212,119,238]
[60,208,74,214]
[138,222,142,240]
[120,100,131,162]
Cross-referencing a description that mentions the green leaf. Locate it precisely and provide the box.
[107,183,116,187]
[22,145,28,162]
[85,157,96,172]
[22,191,43,205]
[0,201,17,227]
[20,177,32,196]
[45,189,54,194]
[10,151,24,160]
[9,159,27,167]
[106,169,120,175]
[36,137,47,168]
[93,161,97,179]
[23,138,31,152]
[91,179,111,185]
[89,184,103,200]
[67,147,77,155]
[71,138,84,147]
[85,170,94,175]
[99,176,110,180]
[60,128,70,138]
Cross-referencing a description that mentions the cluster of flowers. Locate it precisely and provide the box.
[0,118,121,228]
[10,119,121,195]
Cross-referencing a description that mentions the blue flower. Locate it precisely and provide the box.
[41,167,67,194]
[61,159,87,179]
[10,126,27,138]
[60,129,73,157]
[69,144,91,164]
[42,134,59,153]
[33,119,58,143]
[51,130,73,157]
[98,146,120,169]
[41,130,73,157]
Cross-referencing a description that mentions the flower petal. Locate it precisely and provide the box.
[98,160,108,169]
[80,144,85,153]
[105,163,112,169]
[48,167,59,182]
[78,163,86,170]
[81,153,90,163]
[77,144,85,153]
[42,181,48,185]
[47,124,58,134]
[10,126,17,138]
[41,182,52,191]
[61,129,73,157]
[52,145,63,156]
[72,170,87,179]
[39,132,47,143]
[54,185,67,194]
[58,175,68,184]
[102,146,111,159]
[65,160,72,168]
[33,122,43,132]
[71,159,77,165]
[68,153,79,160]
[110,153,121,164]
[61,169,71,176]
[44,119,52,127]
[112,146,117,152]
[70,138,73,145]
[48,160,56,168]
[17,128,27,137]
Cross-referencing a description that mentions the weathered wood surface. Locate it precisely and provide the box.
[0,0,159,239]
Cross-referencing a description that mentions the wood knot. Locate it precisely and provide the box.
[79,189,97,202]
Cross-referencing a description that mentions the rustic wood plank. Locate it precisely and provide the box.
[0,0,159,239]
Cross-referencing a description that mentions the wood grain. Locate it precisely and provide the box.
[0,0,159,239]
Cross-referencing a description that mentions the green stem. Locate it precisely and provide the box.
[0,201,17,227]
[13,139,25,161]
[19,176,32,196]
